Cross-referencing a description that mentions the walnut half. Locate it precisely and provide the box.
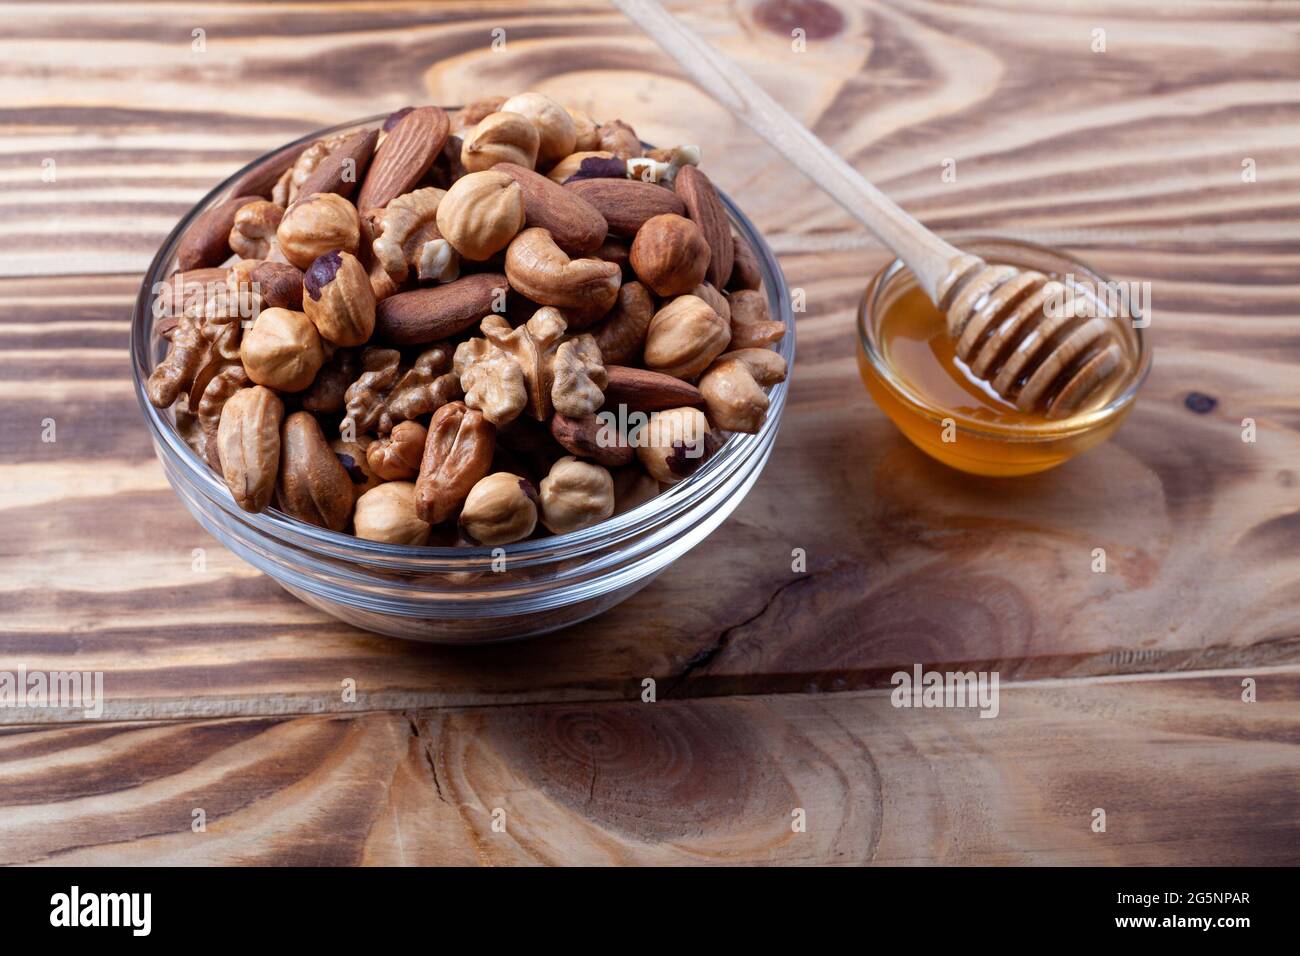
[343,346,460,437]
[454,307,606,425]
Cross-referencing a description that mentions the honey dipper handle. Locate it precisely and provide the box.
[611,0,972,302]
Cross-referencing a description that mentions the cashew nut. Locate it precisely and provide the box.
[504,227,621,323]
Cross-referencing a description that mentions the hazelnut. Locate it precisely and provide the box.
[459,472,538,545]
[642,294,731,380]
[240,306,326,392]
[303,250,376,346]
[539,456,614,533]
[629,213,710,297]
[229,200,284,259]
[366,420,427,480]
[500,92,577,169]
[436,170,526,261]
[597,119,641,160]
[276,192,360,269]
[331,435,383,501]
[229,259,304,312]
[635,406,711,484]
[698,348,787,434]
[461,111,541,173]
[567,108,601,152]
[353,481,430,545]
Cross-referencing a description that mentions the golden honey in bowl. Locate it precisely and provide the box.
[856,239,1149,477]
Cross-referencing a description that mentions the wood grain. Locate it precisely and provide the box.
[0,0,1297,865]
[3,238,1299,720]
[2,1,1295,275]
[1,670,1293,865]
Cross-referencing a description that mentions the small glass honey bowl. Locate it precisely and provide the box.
[856,237,1151,477]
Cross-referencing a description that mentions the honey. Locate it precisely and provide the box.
[856,240,1148,477]
[880,283,1055,427]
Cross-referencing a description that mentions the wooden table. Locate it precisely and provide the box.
[2,0,1297,865]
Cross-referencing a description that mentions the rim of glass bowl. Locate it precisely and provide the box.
[856,236,1151,441]
[131,113,795,575]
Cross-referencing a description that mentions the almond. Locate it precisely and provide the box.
[495,163,607,255]
[674,165,733,290]
[277,411,354,530]
[550,413,635,467]
[563,178,686,236]
[226,143,308,200]
[374,272,508,345]
[176,194,260,271]
[357,106,450,212]
[295,129,379,203]
[728,229,762,291]
[602,365,703,411]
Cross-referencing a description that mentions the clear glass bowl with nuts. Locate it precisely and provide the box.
[130,102,794,643]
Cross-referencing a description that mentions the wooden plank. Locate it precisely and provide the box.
[1,670,1294,865]
[1,1,1296,275]
[3,239,1300,721]
[2,2,1298,721]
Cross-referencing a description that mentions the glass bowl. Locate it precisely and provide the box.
[857,237,1150,476]
[130,115,795,643]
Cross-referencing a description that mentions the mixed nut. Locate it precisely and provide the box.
[149,95,787,547]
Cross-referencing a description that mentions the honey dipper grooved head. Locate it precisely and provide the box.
[940,261,1132,419]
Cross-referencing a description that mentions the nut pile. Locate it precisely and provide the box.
[148,95,787,546]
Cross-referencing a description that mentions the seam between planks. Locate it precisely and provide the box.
[0,662,1294,730]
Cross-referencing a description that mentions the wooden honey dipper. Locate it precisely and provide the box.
[614,0,1133,419]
